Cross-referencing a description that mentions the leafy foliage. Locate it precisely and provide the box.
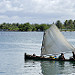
[0,19,75,31]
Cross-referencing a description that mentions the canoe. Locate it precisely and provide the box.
[24,25,75,62]
[24,53,75,61]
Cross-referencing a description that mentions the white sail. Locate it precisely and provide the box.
[41,24,74,55]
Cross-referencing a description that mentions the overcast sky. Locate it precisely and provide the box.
[0,0,75,24]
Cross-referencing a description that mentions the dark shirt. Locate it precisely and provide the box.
[73,53,75,59]
[59,55,65,60]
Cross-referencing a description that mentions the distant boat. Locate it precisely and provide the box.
[25,24,75,61]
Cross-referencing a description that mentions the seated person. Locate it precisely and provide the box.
[33,54,36,57]
[54,55,57,59]
[49,56,55,59]
[58,53,65,60]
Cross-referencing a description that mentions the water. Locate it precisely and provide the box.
[0,31,75,75]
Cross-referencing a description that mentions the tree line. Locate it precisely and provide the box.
[0,22,51,31]
[56,19,75,31]
[0,19,75,31]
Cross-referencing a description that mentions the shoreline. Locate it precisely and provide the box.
[0,31,75,32]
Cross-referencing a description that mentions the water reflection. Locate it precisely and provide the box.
[69,61,75,68]
[24,59,75,75]
[41,61,61,75]
[41,61,75,75]
[24,60,43,75]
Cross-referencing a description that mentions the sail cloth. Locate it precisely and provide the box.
[41,24,74,55]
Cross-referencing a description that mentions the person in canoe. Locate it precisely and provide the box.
[70,51,75,60]
[49,56,55,59]
[33,53,36,57]
[72,51,75,59]
[58,53,65,60]
[49,55,57,59]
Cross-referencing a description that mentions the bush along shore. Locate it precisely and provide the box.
[0,19,75,31]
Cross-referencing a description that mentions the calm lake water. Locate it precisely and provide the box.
[0,31,75,75]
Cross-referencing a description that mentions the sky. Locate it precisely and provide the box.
[0,0,75,24]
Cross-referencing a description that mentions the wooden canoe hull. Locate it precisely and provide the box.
[24,53,75,61]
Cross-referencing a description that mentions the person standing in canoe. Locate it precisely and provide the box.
[72,51,75,59]
[70,51,75,60]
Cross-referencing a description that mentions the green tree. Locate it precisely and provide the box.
[68,19,74,31]
[40,24,49,31]
[18,23,32,31]
[64,20,68,29]
[73,20,75,30]
[0,25,3,29]
[24,23,32,31]
[34,24,40,31]
[32,24,37,31]
[55,20,62,29]
[18,24,24,31]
